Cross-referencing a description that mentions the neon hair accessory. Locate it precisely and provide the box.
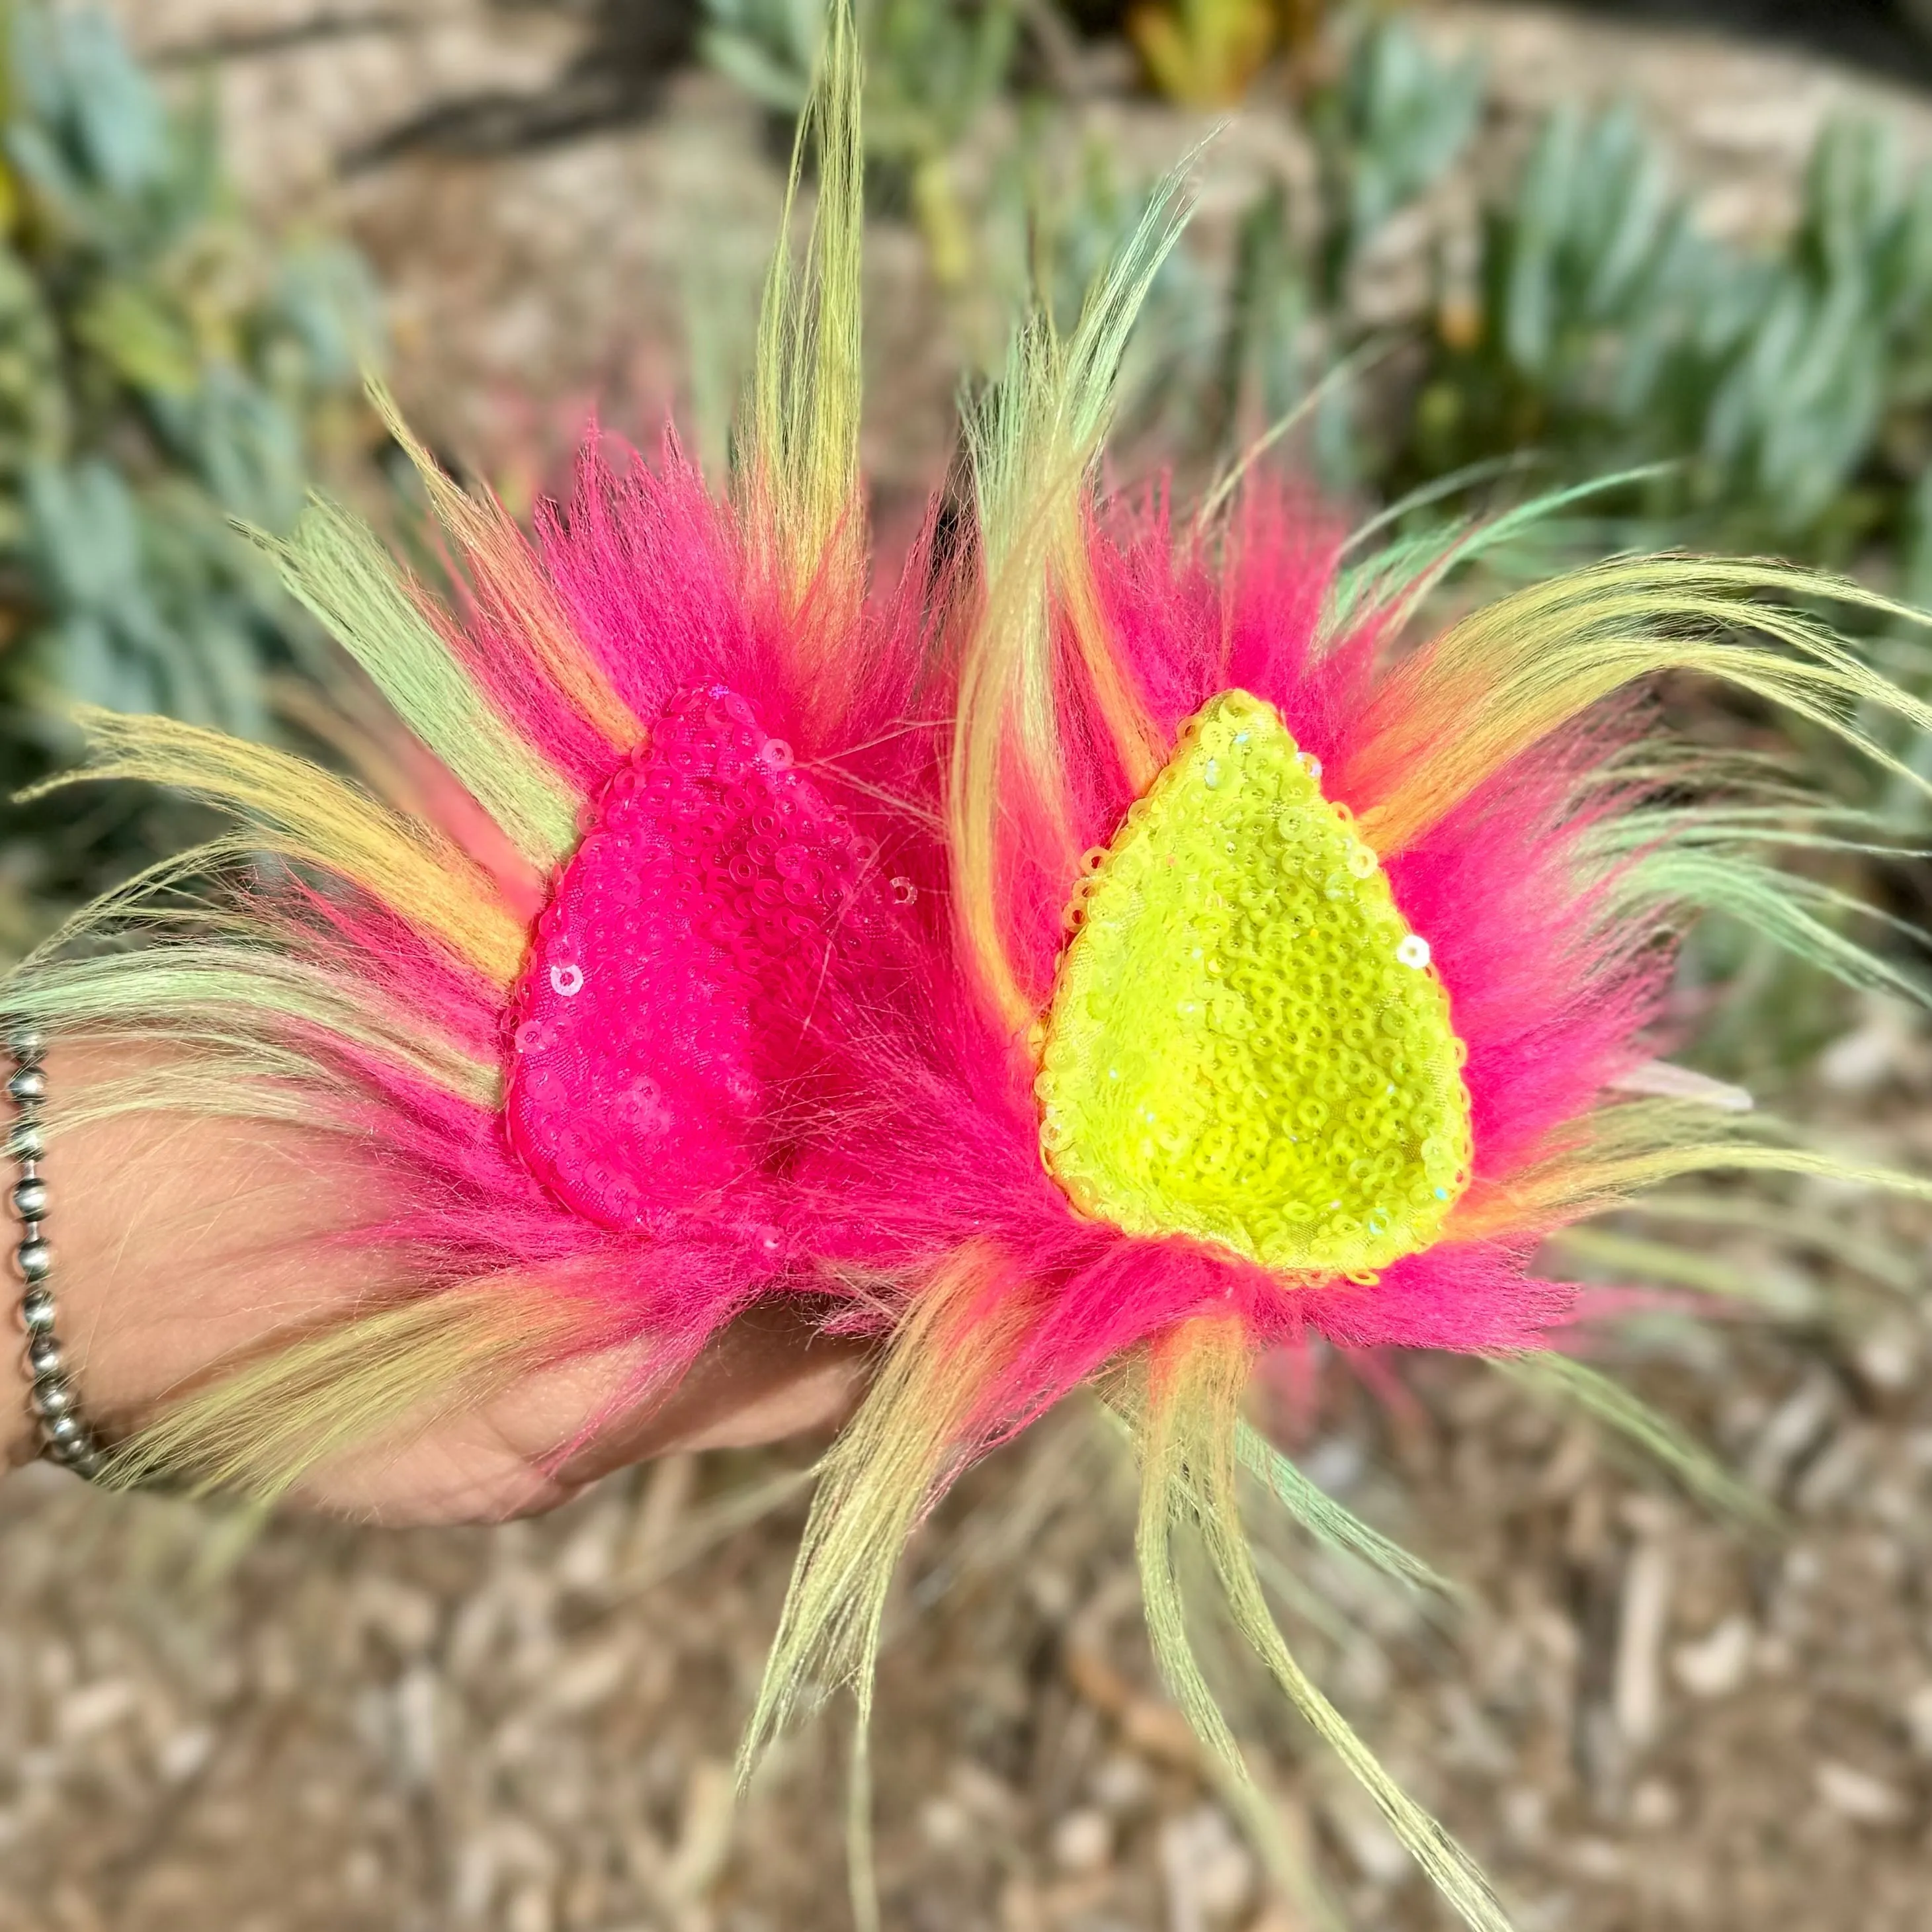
[505,682,894,1233]
[13,14,1932,1927]
[1036,688,1472,1275]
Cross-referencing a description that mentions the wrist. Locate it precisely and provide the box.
[3,1038,449,1491]
[2,1390,33,1470]
[5,1032,109,1480]
[4,1035,36,1472]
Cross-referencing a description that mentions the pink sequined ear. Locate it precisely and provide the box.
[505,685,882,1232]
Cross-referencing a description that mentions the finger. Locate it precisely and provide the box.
[290,1302,871,1526]
[556,1300,872,1481]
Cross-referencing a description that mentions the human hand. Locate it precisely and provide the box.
[5,1046,868,1524]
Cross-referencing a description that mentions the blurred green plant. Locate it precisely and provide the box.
[1391,112,1932,568]
[1200,15,1484,478]
[701,0,1017,286]
[977,123,1227,442]
[1304,5,1483,303]
[0,0,376,931]
[1121,12,1932,599]
[1127,0,1277,108]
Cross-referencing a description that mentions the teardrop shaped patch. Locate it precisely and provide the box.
[1034,689,1471,1277]
[505,684,885,1232]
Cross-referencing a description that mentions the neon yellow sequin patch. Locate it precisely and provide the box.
[1034,689,1472,1278]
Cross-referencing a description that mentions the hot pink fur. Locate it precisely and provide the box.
[297,443,1671,1452]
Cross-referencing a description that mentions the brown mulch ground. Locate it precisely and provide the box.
[11,1011,1932,1931]
[8,1181,1932,1932]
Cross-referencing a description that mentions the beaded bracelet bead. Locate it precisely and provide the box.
[8,1029,106,1480]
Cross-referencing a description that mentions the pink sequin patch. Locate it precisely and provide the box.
[505,685,880,1230]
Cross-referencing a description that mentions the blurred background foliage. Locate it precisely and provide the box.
[689,0,1932,591]
[13,0,1932,1071]
[702,0,1020,286]
[0,0,374,943]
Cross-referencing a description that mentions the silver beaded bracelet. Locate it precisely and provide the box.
[8,1029,107,1480]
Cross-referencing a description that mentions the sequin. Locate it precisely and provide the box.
[503,685,888,1231]
[1034,689,1470,1277]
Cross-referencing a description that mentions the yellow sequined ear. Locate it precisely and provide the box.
[1035,691,1472,1279]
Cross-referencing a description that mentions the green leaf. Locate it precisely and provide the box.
[73,280,200,395]
[699,28,812,114]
